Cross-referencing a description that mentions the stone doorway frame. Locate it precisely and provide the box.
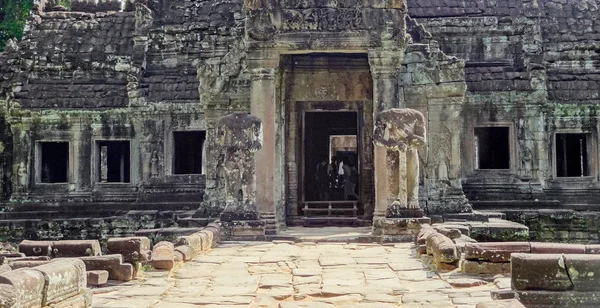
[289,101,374,225]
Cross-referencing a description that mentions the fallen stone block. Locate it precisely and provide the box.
[490,289,516,300]
[0,252,24,258]
[197,232,211,251]
[433,226,462,239]
[0,268,45,307]
[87,270,109,286]
[530,242,586,254]
[462,260,511,275]
[52,240,102,258]
[200,230,214,249]
[0,284,17,308]
[77,255,134,282]
[35,258,87,306]
[426,232,459,264]
[475,299,525,308]
[464,242,531,262]
[563,254,600,291]
[0,264,10,274]
[205,222,221,245]
[511,253,572,291]
[18,240,52,257]
[585,244,600,254]
[106,237,151,263]
[414,224,436,246]
[48,289,92,308]
[517,290,600,307]
[175,245,196,261]
[9,260,51,269]
[174,235,203,252]
[151,241,175,270]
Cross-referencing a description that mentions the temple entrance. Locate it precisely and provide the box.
[282,53,374,226]
[302,111,360,220]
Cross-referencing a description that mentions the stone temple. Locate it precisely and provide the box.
[0,0,600,241]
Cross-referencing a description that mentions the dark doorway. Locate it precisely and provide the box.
[97,141,130,183]
[303,111,359,202]
[40,142,69,183]
[556,133,590,177]
[475,127,510,169]
[173,131,206,175]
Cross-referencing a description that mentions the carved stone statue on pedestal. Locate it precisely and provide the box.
[216,112,263,222]
[373,108,426,218]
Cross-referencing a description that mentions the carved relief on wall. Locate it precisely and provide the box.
[281,8,364,32]
[430,125,452,180]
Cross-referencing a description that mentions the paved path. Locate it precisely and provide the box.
[92,241,504,308]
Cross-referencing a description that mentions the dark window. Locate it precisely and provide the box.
[475,127,510,169]
[40,142,69,183]
[173,131,206,175]
[556,133,590,177]
[97,141,130,183]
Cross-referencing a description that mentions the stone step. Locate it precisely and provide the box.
[470,200,562,210]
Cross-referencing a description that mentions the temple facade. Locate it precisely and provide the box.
[0,0,599,239]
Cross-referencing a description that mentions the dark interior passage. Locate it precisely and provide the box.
[304,111,358,202]
[475,127,510,169]
[174,131,206,175]
[41,142,69,183]
[556,133,589,177]
[97,141,130,183]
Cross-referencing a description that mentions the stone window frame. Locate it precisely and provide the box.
[91,137,136,187]
[551,129,597,181]
[164,129,207,177]
[471,122,517,173]
[33,139,73,186]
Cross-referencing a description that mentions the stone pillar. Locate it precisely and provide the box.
[372,108,430,238]
[216,112,265,240]
[368,52,403,112]
[248,51,280,234]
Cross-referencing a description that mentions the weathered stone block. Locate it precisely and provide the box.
[77,255,134,282]
[373,217,431,236]
[517,290,600,307]
[106,237,151,263]
[48,289,92,308]
[464,242,531,262]
[585,244,600,254]
[9,260,51,269]
[151,241,175,270]
[414,224,436,246]
[52,240,101,258]
[0,284,17,308]
[174,235,202,252]
[18,240,52,256]
[425,232,459,264]
[475,299,525,308]
[200,230,214,250]
[461,260,511,275]
[0,268,45,307]
[174,245,196,261]
[530,242,586,254]
[563,254,600,291]
[35,259,87,306]
[0,264,10,274]
[87,270,109,286]
[511,253,572,291]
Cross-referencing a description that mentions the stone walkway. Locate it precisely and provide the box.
[92,241,504,308]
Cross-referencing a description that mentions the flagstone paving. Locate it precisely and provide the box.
[92,241,504,308]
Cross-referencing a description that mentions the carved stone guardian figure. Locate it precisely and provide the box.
[216,112,263,222]
[373,108,426,218]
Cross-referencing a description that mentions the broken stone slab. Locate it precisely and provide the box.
[87,270,109,286]
[464,242,531,262]
[9,260,51,269]
[530,242,586,254]
[516,290,600,307]
[151,241,175,270]
[174,235,203,252]
[48,288,93,308]
[77,254,134,282]
[511,253,572,291]
[425,232,460,264]
[18,239,52,256]
[52,240,102,258]
[35,258,87,306]
[0,268,45,307]
[175,245,196,261]
[461,260,511,275]
[563,254,600,291]
[0,284,17,308]
[106,237,151,263]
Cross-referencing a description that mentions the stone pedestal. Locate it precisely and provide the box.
[372,216,432,241]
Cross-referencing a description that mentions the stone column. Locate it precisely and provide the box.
[247,51,280,234]
[368,52,403,112]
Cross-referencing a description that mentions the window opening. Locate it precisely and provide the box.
[556,133,589,177]
[40,142,69,183]
[97,141,130,183]
[474,127,510,169]
[173,131,206,174]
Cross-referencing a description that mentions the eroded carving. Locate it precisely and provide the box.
[216,112,263,221]
[374,108,426,218]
